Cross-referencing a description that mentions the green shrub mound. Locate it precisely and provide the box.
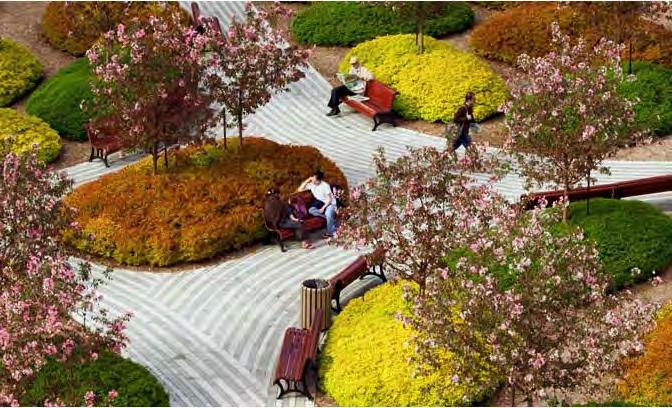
[0,37,44,106]
[0,108,62,163]
[292,2,474,46]
[26,59,94,142]
[620,62,672,137]
[319,282,498,406]
[339,34,508,123]
[568,199,672,289]
[20,350,169,407]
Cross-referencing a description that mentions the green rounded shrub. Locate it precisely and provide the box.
[26,58,93,141]
[0,108,62,163]
[568,199,672,289]
[319,282,499,406]
[339,34,508,123]
[20,350,169,406]
[619,62,672,137]
[0,37,44,106]
[292,2,474,46]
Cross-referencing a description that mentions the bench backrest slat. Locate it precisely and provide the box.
[366,80,396,110]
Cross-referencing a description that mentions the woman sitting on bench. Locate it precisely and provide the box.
[264,188,314,250]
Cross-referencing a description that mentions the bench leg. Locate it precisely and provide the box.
[274,379,288,400]
[361,264,387,282]
[276,232,286,252]
[274,378,314,401]
[103,150,110,168]
[372,115,380,132]
[331,290,342,313]
[89,147,95,162]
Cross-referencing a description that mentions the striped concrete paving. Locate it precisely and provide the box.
[61,2,672,406]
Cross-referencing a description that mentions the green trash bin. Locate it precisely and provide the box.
[300,278,331,330]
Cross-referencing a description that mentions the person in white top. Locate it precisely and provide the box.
[326,56,374,117]
[298,170,338,238]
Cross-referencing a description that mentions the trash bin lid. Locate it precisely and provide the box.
[302,278,329,289]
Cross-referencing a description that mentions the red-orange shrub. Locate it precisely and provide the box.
[42,2,190,56]
[64,138,348,267]
[618,305,672,405]
[470,3,672,67]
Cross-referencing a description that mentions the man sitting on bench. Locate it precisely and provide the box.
[298,171,337,239]
[326,56,374,117]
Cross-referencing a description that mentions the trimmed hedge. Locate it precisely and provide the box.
[319,282,499,406]
[26,58,94,142]
[618,305,672,406]
[619,62,672,137]
[42,2,191,56]
[339,34,508,123]
[20,350,169,407]
[568,199,672,289]
[0,108,62,163]
[0,37,44,106]
[64,138,348,267]
[470,3,672,68]
[291,2,474,46]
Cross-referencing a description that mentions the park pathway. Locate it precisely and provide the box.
[61,2,672,406]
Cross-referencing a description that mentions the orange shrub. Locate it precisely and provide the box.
[64,138,348,267]
[618,305,672,405]
[470,3,672,67]
[42,2,191,56]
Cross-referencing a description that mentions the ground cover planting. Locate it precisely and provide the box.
[0,108,62,163]
[0,37,43,106]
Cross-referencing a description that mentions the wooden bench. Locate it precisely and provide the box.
[85,123,121,168]
[522,174,672,210]
[342,80,398,131]
[329,247,386,313]
[273,308,323,400]
[263,190,327,252]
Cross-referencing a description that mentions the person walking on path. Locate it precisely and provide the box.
[326,56,374,117]
[450,92,476,153]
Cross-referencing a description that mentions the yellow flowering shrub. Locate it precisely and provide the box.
[0,108,62,163]
[339,34,508,123]
[319,282,498,406]
[618,304,672,406]
[0,37,44,106]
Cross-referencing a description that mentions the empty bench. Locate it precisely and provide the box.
[342,80,398,131]
[329,247,386,312]
[263,190,327,252]
[85,123,121,168]
[273,308,323,400]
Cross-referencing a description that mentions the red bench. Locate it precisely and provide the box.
[342,80,398,131]
[85,122,121,168]
[263,190,327,252]
[522,174,672,210]
[329,247,386,312]
[273,308,323,400]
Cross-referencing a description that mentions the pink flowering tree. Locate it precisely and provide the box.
[503,23,645,220]
[335,145,507,296]
[198,2,310,149]
[404,198,658,405]
[86,7,216,174]
[0,149,131,405]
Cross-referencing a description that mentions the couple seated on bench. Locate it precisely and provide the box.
[263,170,345,250]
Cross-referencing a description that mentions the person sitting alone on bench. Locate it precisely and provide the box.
[298,171,337,239]
[326,56,374,117]
[264,188,314,249]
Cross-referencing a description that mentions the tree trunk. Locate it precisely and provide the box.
[222,109,227,150]
[152,143,159,175]
[237,111,243,150]
[164,144,168,168]
[628,40,633,75]
[526,394,533,407]
[562,183,569,222]
[586,170,591,215]
[418,15,425,54]
[510,384,516,407]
